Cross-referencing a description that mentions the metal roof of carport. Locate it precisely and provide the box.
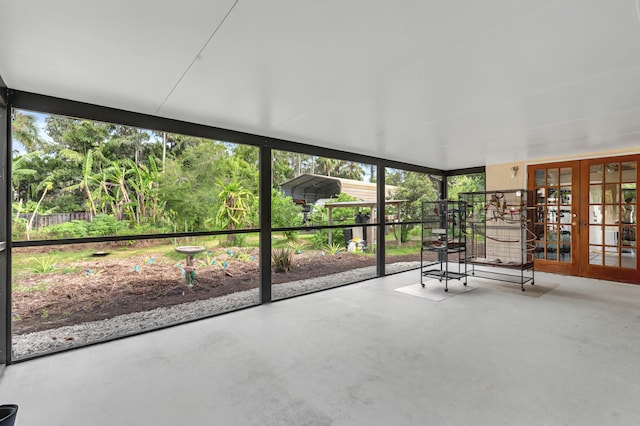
[280,174,398,204]
[280,174,343,204]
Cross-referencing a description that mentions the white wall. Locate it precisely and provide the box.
[486,147,640,191]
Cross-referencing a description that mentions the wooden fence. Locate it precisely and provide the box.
[17,212,90,230]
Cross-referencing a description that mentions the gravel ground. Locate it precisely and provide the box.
[12,262,420,359]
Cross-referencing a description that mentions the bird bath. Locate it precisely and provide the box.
[175,246,206,286]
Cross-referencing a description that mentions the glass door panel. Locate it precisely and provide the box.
[603,206,619,225]
[582,158,638,282]
[604,184,620,204]
[605,163,620,183]
[589,185,602,204]
[531,157,638,281]
[560,167,572,186]
[529,162,578,273]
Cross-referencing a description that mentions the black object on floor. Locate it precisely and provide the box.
[0,404,18,426]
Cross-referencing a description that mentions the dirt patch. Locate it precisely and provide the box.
[12,248,419,335]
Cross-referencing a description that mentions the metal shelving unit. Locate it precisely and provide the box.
[420,200,467,292]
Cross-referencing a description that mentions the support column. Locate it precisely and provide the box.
[327,207,333,246]
[0,83,9,364]
[376,164,385,277]
[259,145,272,304]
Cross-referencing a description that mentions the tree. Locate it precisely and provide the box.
[46,116,110,156]
[385,169,404,186]
[11,151,41,198]
[159,132,202,160]
[157,139,232,231]
[335,161,365,180]
[215,177,256,243]
[25,174,56,240]
[272,150,295,187]
[271,189,303,241]
[315,157,340,176]
[391,172,441,221]
[128,156,162,223]
[233,144,259,169]
[60,148,100,217]
[12,111,46,152]
[102,125,151,166]
[447,174,486,200]
[102,159,135,221]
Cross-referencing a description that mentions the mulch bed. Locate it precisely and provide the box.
[12,248,419,334]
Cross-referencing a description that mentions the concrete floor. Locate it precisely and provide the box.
[1,270,640,425]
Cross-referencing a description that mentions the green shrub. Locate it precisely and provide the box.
[45,220,89,239]
[272,248,294,272]
[231,233,247,247]
[324,243,346,255]
[127,221,173,235]
[287,240,307,254]
[408,225,421,238]
[282,230,299,241]
[28,256,57,274]
[50,194,83,212]
[88,215,119,236]
[311,228,347,249]
[311,229,328,249]
[271,189,303,241]
[11,217,27,240]
[399,224,410,243]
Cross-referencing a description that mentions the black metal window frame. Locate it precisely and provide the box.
[1,77,8,367]
[3,89,484,363]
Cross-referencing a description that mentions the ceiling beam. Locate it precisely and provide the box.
[10,90,450,176]
[445,166,486,177]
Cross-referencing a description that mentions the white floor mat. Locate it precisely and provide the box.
[394,282,476,301]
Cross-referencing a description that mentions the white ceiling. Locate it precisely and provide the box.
[1,0,640,169]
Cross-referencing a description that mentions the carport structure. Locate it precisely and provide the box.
[280,173,397,204]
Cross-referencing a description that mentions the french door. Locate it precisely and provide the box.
[529,161,580,276]
[529,155,639,283]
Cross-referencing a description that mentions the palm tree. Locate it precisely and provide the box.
[60,148,99,218]
[316,157,339,176]
[25,174,55,240]
[11,151,42,197]
[337,161,365,180]
[102,159,136,222]
[128,156,161,222]
[11,112,45,152]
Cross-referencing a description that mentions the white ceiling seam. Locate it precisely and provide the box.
[155,0,240,115]
[155,2,545,128]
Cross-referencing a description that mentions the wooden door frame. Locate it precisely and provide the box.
[578,155,640,284]
[529,155,640,284]
[528,161,580,276]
